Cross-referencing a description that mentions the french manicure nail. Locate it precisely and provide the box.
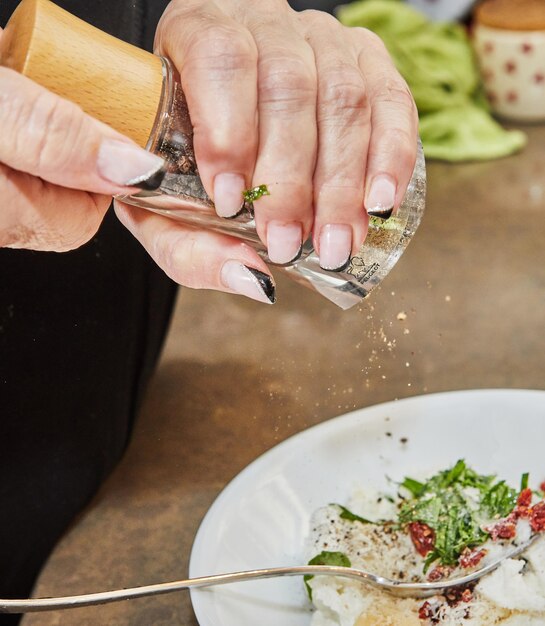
[366,174,396,219]
[129,165,167,191]
[97,139,166,189]
[221,261,276,304]
[319,224,352,272]
[267,221,303,265]
[214,173,246,218]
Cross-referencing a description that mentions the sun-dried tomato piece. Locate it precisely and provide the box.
[444,582,477,607]
[531,501,545,532]
[513,506,531,520]
[540,481,545,494]
[408,521,435,556]
[461,588,473,603]
[418,600,443,624]
[459,547,487,569]
[418,601,435,620]
[517,488,533,508]
[427,564,453,582]
[485,519,517,541]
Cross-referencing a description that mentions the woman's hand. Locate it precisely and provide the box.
[0,16,275,305]
[1,1,419,305]
[0,64,165,252]
[141,0,418,275]
[0,64,274,304]
[118,0,418,297]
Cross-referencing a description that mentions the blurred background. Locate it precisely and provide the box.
[290,0,474,19]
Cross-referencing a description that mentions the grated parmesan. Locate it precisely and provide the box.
[306,491,545,626]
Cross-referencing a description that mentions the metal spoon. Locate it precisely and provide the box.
[0,535,538,614]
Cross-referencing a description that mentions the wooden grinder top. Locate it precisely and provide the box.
[475,0,545,31]
[0,0,164,147]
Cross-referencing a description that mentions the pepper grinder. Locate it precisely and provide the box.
[0,0,426,309]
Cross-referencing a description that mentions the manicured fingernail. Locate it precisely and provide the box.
[366,174,396,219]
[214,173,246,218]
[319,224,352,272]
[267,221,303,265]
[221,261,276,304]
[97,139,166,189]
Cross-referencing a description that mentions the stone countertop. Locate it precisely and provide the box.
[23,127,545,626]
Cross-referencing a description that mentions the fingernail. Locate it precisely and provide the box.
[319,224,352,272]
[267,221,303,265]
[221,261,276,304]
[214,173,246,218]
[97,139,166,189]
[366,174,396,219]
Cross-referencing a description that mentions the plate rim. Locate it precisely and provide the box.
[189,387,545,624]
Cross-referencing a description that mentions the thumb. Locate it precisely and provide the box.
[0,67,165,194]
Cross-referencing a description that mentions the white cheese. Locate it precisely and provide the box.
[479,538,545,612]
[307,495,545,626]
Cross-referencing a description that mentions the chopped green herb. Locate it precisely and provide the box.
[401,477,426,498]
[445,458,467,484]
[242,184,270,203]
[305,551,351,600]
[521,472,530,491]
[334,504,373,524]
[369,216,402,230]
[480,479,518,517]
[398,459,519,570]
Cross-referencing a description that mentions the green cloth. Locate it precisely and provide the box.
[336,0,527,161]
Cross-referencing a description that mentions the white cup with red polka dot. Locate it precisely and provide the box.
[474,25,545,122]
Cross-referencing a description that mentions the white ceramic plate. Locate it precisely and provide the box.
[189,389,545,626]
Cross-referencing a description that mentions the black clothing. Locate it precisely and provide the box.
[0,2,174,624]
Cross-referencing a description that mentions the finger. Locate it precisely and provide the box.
[114,201,276,304]
[0,164,111,251]
[0,68,165,195]
[301,11,369,271]
[248,9,318,265]
[355,29,418,217]
[155,2,259,218]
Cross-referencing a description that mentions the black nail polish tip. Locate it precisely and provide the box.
[129,165,167,191]
[224,204,246,220]
[320,257,351,273]
[367,207,394,220]
[270,243,304,267]
[246,267,276,304]
[292,243,304,263]
[244,200,255,217]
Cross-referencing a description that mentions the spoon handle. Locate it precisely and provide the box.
[0,565,378,613]
[1,536,538,614]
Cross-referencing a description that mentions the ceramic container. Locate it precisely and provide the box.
[473,3,545,122]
